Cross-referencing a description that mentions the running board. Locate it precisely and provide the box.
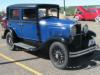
[14,43,37,51]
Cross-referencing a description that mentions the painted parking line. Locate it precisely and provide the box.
[0,52,43,75]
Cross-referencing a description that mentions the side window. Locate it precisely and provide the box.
[48,8,58,17]
[38,8,58,19]
[38,8,46,18]
[23,9,36,20]
[76,9,82,14]
[10,9,20,20]
[79,11,83,14]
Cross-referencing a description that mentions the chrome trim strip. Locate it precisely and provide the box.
[69,46,97,58]
[70,46,97,55]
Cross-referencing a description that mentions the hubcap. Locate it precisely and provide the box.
[95,17,100,23]
[7,35,14,48]
[52,46,65,65]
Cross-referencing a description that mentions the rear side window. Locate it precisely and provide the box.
[10,9,20,20]
[22,9,36,20]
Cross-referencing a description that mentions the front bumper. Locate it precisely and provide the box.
[68,30,98,58]
[69,45,98,58]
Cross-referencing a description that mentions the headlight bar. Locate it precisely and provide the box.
[83,24,88,34]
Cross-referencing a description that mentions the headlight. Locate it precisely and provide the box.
[70,25,77,36]
[83,24,88,34]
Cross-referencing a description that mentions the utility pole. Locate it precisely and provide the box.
[63,0,66,16]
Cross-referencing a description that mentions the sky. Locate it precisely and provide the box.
[0,0,100,11]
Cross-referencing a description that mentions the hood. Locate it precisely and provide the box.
[39,17,76,27]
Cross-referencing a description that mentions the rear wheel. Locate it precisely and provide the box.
[49,42,69,69]
[6,32,17,51]
[95,16,100,23]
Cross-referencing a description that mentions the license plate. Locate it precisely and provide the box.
[88,39,95,46]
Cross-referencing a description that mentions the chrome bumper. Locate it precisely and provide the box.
[69,46,98,58]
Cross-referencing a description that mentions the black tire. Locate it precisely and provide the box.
[6,32,16,51]
[49,42,69,69]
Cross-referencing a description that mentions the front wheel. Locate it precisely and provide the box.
[6,32,16,51]
[74,16,80,21]
[49,42,69,69]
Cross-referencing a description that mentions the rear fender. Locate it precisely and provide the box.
[2,28,17,39]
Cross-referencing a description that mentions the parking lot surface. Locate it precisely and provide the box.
[0,21,100,75]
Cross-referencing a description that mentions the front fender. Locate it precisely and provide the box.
[44,37,70,49]
[87,30,96,37]
[49,37,69,43]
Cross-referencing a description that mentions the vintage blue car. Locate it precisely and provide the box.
[3,4,97,69]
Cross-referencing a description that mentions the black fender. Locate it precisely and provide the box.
[87,30,96,37]
[2,27,18,39]
[44,37,70,49]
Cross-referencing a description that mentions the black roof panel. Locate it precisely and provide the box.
[7,4,59,8]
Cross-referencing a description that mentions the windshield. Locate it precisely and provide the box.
[38,8,59,19]
[75,9,83,14]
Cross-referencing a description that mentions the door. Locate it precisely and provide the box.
[89,9,97,19]
[84,9,96,20]
[21,8,38,41]
[84,12,92,20]
[9,9,22,37]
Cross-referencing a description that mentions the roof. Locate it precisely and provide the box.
[7,4,59,9]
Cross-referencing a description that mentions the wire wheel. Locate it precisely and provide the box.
[6,32,15,50]
[95,16,100,23]
[49,42,68,69]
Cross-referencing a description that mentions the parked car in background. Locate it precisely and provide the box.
[0,16,2,22]
[1,16,7,29]
[0,11,7,29]
[3,4,97,69]
[74,6,100,22]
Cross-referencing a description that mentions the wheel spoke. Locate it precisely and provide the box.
[52,46,65,65]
